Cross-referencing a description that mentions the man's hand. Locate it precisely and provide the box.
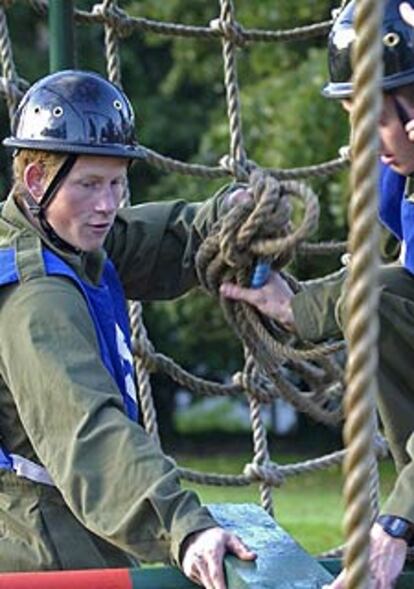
[222,187,253,211]
[322,523,407,589]
[220,271,295,331]
[181,527,256,589]
[405,119,414,142]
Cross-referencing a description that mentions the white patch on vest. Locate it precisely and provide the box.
[401,240,407,265]
[115,323,137,402]
[125,373,137,401]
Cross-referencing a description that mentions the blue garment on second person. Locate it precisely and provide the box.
[379,161,405,240]
[379,161,414,275]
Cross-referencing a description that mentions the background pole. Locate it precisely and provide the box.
[49,0,76,72]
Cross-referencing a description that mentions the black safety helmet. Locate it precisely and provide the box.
[3,69,144,159]
[4,71,143,251]
[323,0,414,99]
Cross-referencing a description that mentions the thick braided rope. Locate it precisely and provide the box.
[102,0,122,88]
[26,0,333,44]
[178,433,387,488]
[102,0,161,445]
[234,362,344,427]
[196,173,344,363]
[138,148,349,183]
[133,335,343,426]
[217,0,247,177]
[195,171,347,431]
[342,0,383,586]
[129,302,161,443]
[81,3,334,45]
[368,414,383,524]
[135,336,344,427]
[0,2,18,118]
[243,355,273,514]
[217,0,272,510]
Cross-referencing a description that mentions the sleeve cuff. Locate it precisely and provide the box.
[291,270,347,343]
[381,463,414,524]
[170,506,218,567]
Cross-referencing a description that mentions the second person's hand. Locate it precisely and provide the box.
[220,271,296,331]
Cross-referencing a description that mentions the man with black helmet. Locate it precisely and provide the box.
[221,1,414,587]
[0,70,256,586]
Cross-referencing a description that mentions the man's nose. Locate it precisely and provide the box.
[94,186,117,213]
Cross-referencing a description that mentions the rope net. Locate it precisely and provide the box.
[0,0,395,561]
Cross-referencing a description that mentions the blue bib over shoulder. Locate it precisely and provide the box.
[379,161,405,240]
[0,246,138,485]
[379,163,414,275]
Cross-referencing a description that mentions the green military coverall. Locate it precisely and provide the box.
[0,189,229,572]
[292,265,414,525]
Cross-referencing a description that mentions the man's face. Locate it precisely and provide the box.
[45,155,128,252]
[342,91,414,176]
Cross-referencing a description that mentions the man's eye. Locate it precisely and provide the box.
[81,181,98,189]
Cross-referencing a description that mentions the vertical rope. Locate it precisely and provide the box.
[101,0,122,87]
[249,396,274,515]
[130,303,160,442]
[246,355,274,515]
[368,415,382,522]
[217,0,247,178]
[102,0,161,445]
[0,3,18,119]
[342,0,383,587]
[216,0,272,512]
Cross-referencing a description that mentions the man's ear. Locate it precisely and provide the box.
[23,163,45,203]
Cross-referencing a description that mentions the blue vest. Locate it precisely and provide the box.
[0,245,138,485]
[379,163,414,275]
[379,161,404,240]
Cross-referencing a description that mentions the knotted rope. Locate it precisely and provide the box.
[341,0,383,586]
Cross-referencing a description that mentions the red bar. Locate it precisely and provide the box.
[0,568,132,589]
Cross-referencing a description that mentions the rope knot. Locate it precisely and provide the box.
[219,154,250,182]
[225,170,294,271]
[132,333,157,373]
[92,2,134,38]
[209,17,247,48]
[339,144,351,160]
[196,169,319,295]
[243,462,284,487]
[135,348,157,373]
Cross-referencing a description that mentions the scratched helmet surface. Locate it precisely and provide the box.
[323,0,414,99]
[3,69,143,158]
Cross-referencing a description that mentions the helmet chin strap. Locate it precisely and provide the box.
[30,153,79,253]
[392,94,411,127]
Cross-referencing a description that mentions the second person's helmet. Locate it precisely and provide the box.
[323,0,414,99]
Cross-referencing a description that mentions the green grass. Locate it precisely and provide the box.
[178,453,397,555]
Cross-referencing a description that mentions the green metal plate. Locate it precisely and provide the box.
[208,503,334,589]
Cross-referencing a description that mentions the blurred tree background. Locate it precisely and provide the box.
[0,1,351,446]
